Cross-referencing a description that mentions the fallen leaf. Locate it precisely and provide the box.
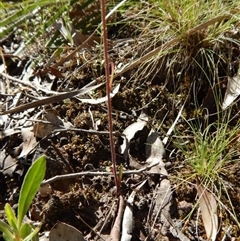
[77,84,120,104]
[0,83,104,115]
[0,150,18,176]
[33,111,73,138]
[49,221,86,241]
[121,181,146,241]
[196,179,218,241]
[119,113,148,160]
[145,129,165,174]
[121,191,135,241]
[18,123,37,158]
[33,122,58,138]
[222,66,240,110]
[110,195,124,241]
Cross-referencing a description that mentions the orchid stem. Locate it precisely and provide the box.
[100,0,120,194]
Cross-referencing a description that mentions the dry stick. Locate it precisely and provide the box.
[0,47,10,94]
[113,15,231,80]
[101,0,119,194]
[41,161,159,185]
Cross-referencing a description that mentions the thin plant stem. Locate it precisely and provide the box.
[100,0,119,194]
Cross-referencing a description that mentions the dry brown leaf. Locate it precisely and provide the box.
[33,122,58,138]
[196,180,218,241]
[49,221,85,241]
[33,111,72,138]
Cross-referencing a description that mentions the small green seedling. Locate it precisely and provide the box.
[0,155,46,241]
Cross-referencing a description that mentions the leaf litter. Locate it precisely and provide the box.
[0,2,240,241]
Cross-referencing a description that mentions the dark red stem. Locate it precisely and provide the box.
[100,0,120,194]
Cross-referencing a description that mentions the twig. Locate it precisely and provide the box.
[53,127,121,136]
[0,47,10,94]
[41,162,160,185]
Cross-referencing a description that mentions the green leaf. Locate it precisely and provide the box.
[20,223,32,239]
[17,156,46,228]
[0,220,14,241]
[4,203,18,231]
[23,225,41,241]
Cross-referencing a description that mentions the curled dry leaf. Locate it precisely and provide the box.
[110,195,124,241]
[77,83,120,104]
[119,113,148,160]
[196,179,218,241]
[121,192,134,241]
[222,66,240,110]
[121,181,146,241]
[18,123,37,158]
[0,150,18,176]
[145,129,165,174]
[33,111,72,138]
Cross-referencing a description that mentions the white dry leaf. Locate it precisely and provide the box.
[0,128,21,139]
[0,150,18,176]
[119,113,148,160]
[49,221,86,241]
[76,83,120,104]
[18,123,38,158]
[145,131,183,238]
[222,67,240,110]
[121,191,135,241]
[121,181,146,241]
[145,129,165,174]
[197,181,218,241]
